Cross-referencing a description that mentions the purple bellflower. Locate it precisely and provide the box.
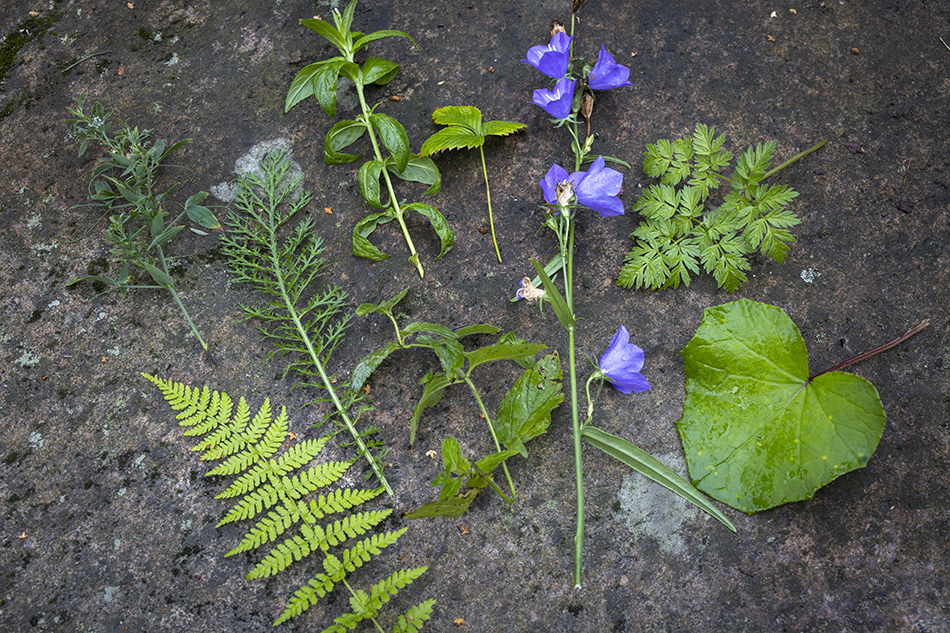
[523,32,574,79]
[530,76,576,120]
[598,325,650,394]
[539,155,625,217]
[588,44,633,91]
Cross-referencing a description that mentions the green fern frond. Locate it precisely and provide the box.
[148,364,429,629]
[394,599,436,633]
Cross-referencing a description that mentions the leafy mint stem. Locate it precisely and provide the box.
[811,319,930,380]
[354,88,425,278]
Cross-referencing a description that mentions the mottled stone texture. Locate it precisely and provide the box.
[1,0,948,631]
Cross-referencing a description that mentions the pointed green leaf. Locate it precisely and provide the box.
[300,17,347,52]
[324,119,366,164]
[312,58,348,118]
[285,62,322,112]
[529,259,575,331]
[495,352,563,457]
[402,202,454,259]
[581,426,736,532]
[388,155,441,195]
[142,262,174,288]
[404,487,479,520]
[369,113,410,172]
[353,29,418,53]
[355,286,409,317]
[409,371,452,446]
[352,211,395,260]
[678,299,888,514]
[361,56,400,86]
[455,324,502,338]
[350,341,402,392]
[465,343,548,373]
[358,160,385,208]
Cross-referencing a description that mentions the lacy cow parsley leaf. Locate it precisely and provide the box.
[677,299,887,514]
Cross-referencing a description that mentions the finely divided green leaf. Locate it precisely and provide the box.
[678,299,888,514]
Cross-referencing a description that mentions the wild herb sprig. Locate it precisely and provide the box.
[520,10,735,588]
[285,0,452,278]
[220,150,392,496]
[619,124,826,292]
[66,97,220,357]
[351,288,563,519]
[419,105,526,262]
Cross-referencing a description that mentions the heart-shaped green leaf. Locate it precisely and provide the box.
[678,299,887,514]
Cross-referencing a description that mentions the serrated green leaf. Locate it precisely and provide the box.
[678,299,888,514]
[419,126,484,156]
[481,120,527,137]
[350,341,402,392]
[430,105,482,130]
[495,352,563,457]
[465,343,548,373]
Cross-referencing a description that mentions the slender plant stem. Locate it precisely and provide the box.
[157,245,209,353]
[340,576,386,633]
[354,82,425,278]
[265,214,394,497]
[568,326,584,588]
[479,146,502,263]
[764,139,827,180]
[811,320,930,380]
[464,375,517,499]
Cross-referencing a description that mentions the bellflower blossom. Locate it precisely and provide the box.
[587,44,633,91]
[598,325,650,394]
[530,76,576,120]
[539,155,625,217]
[522,32,574,79]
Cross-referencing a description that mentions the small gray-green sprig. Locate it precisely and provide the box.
[220,150,392,496]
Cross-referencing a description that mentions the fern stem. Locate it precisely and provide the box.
[763,139,827,180]
[340,576,387,633]
[480,145,502,263]
[354,82,425,278]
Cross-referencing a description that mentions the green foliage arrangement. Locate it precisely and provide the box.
[419,105,527,263]
[351,288,563,519]
[678,299,929,513]
[144,374,434,630]
[285,0,451,278]
[66,97,221,356]
[219,150,392,496]
[618,124,826,292]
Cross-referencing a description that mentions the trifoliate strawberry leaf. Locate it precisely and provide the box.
[678,299,888,514]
